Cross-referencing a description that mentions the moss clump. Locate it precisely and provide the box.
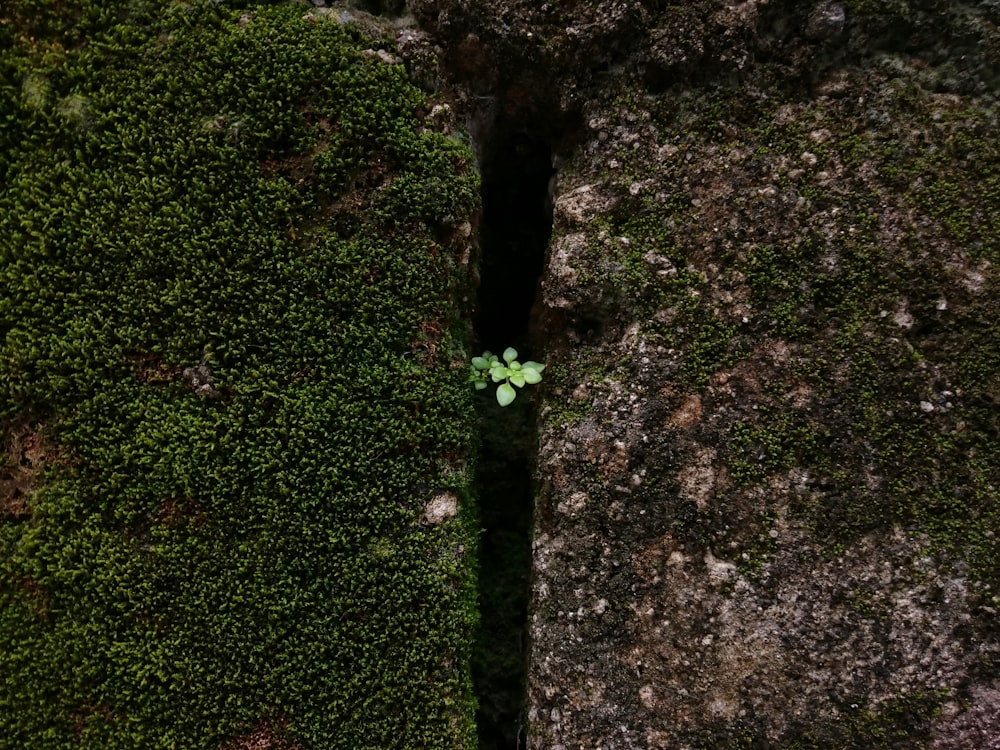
[0,3,480,748]
[788,690,946,749]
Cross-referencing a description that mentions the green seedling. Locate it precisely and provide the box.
[469,347,545,406]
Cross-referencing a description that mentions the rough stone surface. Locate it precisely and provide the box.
[930,681,1000,749]
[410,0,1000,746]
[422,491,461,525]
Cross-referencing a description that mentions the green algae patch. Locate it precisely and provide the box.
[0,4,480,748]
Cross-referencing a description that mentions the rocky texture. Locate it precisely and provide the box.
[5,0,999,746]
[409,0,1000,746]
[931,680,1000,749]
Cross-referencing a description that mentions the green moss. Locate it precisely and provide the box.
[789,689,946,749]
[592,69,1000,610]
[544,358,595,428]
[0,4,480,748]
[673,83,1000,598]
[729,412,823,488]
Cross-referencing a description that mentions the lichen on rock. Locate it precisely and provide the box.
[411,0,1000,746]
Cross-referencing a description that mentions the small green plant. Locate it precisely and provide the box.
[470,348,545,406]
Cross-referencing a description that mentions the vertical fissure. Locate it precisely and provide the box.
[471,118,554,750]
[473,126,554,353]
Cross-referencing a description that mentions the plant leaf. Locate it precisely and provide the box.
[502,347,518,363]
[471,356,490,370]
[510,372,526,388]
[522,368,542,384]
[522,361,545,372]
[491,367,508,382]
[474,380,488,390]
[496,382,516,406]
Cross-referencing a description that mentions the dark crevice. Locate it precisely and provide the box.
[471,117,554,750]
[473,123,554,354]
[347,0,408,18]
[472,440,534,750]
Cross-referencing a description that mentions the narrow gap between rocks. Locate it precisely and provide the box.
[471,120,554,750]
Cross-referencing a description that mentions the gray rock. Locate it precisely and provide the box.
[412,0,1000,745]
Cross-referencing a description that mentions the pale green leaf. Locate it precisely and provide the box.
[497,382,516,406]
[522,368,542,384]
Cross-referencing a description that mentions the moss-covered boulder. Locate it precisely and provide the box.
[0,3,480,747]
[528,3,1000,747]
[407,0,1000,745]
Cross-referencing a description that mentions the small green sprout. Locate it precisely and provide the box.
[469,347,545,406]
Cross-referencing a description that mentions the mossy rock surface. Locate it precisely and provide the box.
[398,0,1000,746]
[0,3,480,748]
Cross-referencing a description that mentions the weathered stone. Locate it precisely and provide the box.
[421,491,460,526]
[805,1,846,41]
[413,0,1000,746]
